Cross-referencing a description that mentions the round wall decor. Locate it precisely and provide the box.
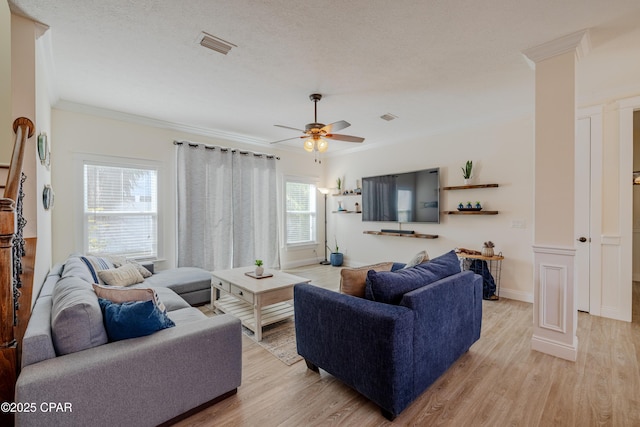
[43,185,54,210]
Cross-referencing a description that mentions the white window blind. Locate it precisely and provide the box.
[285,179,317,246]
[84,162,158,259]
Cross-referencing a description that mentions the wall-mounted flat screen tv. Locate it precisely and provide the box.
[361,167,440,223]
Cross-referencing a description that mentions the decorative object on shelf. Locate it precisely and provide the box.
[462,160,473,185]
[354,202,361,213]
[475,201,482,209]
[354,179,362,194]
[317,188,331,265]
[336,177,342,194]
[254,259,264,276]
[37,132,50,169]
[458,202,464,209]
[634,171,640,185]
[337,200,345,211]
[457,200,482,211]
[43,185,54,210]
[328,238,343,266]
[481,241,495,257]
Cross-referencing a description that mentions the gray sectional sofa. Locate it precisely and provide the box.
[15,255,241,427]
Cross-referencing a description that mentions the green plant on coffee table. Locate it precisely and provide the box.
[255,259,263,267]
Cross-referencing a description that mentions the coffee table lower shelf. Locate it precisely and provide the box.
[214,294,294,337]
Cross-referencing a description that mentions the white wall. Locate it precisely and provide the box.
[33,29,52,304]
[324,116,535,301]
[51,107,327,270]
[0,1,10,163]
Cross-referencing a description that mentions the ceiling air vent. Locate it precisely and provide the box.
[198,32,236,55]
[380,113,398,121]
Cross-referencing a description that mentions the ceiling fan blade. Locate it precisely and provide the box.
[274,124,305,132]
[270,135,306,144]
[326,134,365,143]
[321,120,350,133]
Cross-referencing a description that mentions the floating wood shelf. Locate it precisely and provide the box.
[363,231,438,239]
[331,210,360,214]
[443,210,499,215]
[442,184,499,190]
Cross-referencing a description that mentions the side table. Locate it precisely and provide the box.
[457,252,504,300]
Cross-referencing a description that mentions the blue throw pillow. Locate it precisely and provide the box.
[365,250,461,304]
[98,298,175,342]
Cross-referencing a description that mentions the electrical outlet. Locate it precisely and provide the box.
[511,219,526,229]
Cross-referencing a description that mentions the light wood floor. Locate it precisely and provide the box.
[177,267,640,427]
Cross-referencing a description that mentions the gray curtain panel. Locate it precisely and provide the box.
[232,152,280,269]
[176,143,279,270]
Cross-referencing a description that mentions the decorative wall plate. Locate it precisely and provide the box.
[43,185,54,210]
[37,133,50,169]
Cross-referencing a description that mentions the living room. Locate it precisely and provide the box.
[2,1,640,425]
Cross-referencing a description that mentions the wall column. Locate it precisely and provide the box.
[523,30,590,361]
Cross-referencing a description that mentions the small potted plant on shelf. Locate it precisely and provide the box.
[328,238,343,267]
[462,160,473,185]
[254,259,264,276]
[481,241,495,257]
[336,177,342,195]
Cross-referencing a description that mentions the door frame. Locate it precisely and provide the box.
[618,96,640,322]
[577,106,603,316]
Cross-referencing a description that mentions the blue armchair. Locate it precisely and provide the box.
[294,252,482,420]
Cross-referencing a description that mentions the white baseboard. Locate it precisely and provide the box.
[499,288,533,303]
[281,257,324,269]
[531,334,578,362]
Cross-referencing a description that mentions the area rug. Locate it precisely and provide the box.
[241,318,302,366]
[199,305,302,366]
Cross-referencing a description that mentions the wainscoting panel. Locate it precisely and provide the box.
[531,245,577,361]
[539,263,567,333]
[601,235,626,320]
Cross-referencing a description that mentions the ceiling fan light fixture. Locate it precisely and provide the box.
[303,138,315,152]
[317,138,329,153]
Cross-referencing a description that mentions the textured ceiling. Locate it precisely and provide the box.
[9,0,640,154]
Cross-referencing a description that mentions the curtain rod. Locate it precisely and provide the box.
[173,140,280,160]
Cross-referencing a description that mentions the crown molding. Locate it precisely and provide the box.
[521,29,591,69]
[54,100,274,146]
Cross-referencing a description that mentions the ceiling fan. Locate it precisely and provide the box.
[270,94,365,159]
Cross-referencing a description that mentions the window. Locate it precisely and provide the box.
[284,177,317,247]
[83,160,159,259]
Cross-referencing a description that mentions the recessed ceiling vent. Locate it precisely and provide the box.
[380,113,398,121]
[198,31,236,55]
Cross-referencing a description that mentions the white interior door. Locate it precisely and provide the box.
[575,117,591,312]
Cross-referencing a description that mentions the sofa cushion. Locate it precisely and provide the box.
[340,262,394,298]
[365,250,461,304]
[98,264,145,287]
[99,298,175,342]
[143,267,212,295]
[51,277,108,355]
[166,307,208,325]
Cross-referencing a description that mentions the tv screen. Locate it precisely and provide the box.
[362,168,439,223]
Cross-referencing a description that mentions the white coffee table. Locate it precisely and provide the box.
[210,267,311,341]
